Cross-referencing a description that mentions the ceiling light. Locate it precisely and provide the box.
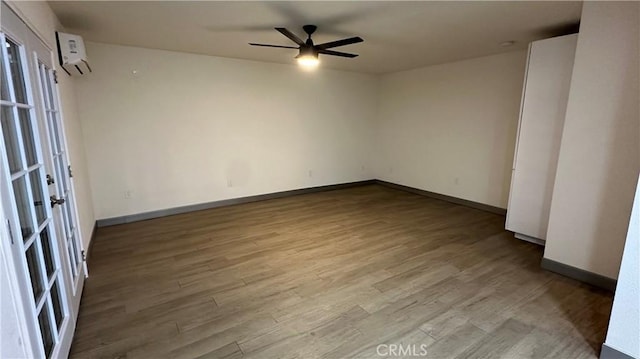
[297,54,319,69]
[500,41,516,47]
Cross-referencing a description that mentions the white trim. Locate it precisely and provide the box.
[0,100,33,109]
[2,1,55,54]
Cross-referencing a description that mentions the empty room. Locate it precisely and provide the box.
[0,1,638,358]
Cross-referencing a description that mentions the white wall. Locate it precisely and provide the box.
[6,0,95,250]
[544,1,640,279]
[74,42,378,220]
[604,175,640,358]
[375,51,527,208]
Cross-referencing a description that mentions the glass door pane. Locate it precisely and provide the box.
[37,301,54,357]
[1,105,23,173]
[29,169,47,225]
[11,176,35,239]
[50,280,64,330]
[40,228,55,278]
[5,36,27,103]
[0,46,9,101]
[18,107,38,166]
[25,242,45,301]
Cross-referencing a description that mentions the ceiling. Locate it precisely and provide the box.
[48,1,582,74]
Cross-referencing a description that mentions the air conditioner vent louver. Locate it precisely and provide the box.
[55,32,91,76]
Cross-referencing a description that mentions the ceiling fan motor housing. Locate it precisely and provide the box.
[297,45,318,59]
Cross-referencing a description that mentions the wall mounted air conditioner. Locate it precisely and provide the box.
[55,32,92,76]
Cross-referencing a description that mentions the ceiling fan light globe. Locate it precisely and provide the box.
[297,55,320,69]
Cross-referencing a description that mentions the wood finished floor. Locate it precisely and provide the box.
[71,185,613,359]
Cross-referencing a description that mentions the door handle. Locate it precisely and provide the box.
[50,196,65,208]
[46,174,55,185]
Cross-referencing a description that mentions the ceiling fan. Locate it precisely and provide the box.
[249,25,363,67]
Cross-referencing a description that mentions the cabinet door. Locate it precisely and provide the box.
[506,34,578,241]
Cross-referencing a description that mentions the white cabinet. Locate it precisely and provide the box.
[506,34,578,244]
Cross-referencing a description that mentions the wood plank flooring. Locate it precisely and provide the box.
[70,184,613,358]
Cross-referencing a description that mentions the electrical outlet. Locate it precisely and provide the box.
[227,179,233,187]
[454,177,460,185]
[124,190,132,199]
[308,170,313,178]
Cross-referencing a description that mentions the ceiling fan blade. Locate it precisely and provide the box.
[275,27,305,46]
[316,36,363,50]
[317,49,359,58]
[249,43,299,49]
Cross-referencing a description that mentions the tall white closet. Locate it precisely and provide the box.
[506,34,578,245]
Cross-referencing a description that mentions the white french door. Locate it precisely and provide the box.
[1,3,85,358]
[37,60,86,314]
